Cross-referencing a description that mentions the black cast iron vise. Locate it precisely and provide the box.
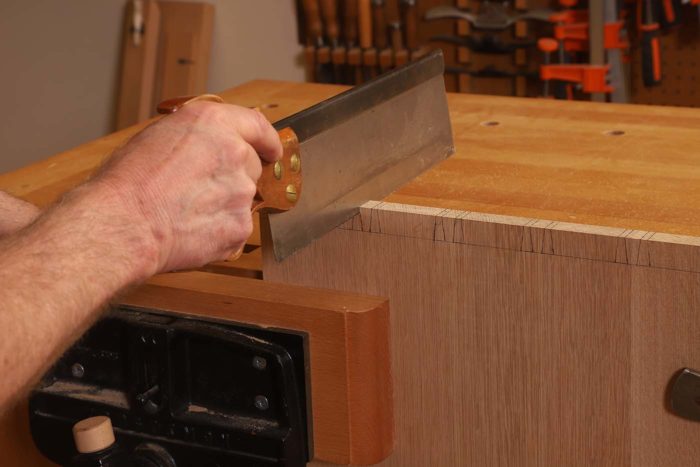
[29,306,310,466]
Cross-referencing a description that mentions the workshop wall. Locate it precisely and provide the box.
[0,0,304,174]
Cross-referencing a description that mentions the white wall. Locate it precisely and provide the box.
[207,1,304,93]
[0,0,304,174]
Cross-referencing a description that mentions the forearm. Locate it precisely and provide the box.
[0,102,281,413]
[0,182,157,411]
[0,191,40,235]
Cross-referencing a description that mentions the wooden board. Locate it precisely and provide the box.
[3,80,700,464]
[385,94,700,238]
[115,0,161,130]
[153,2,215,106]
[0,82,345,208]
[3,80,700,239]
[0,272,393,466]
[263,201,700,466]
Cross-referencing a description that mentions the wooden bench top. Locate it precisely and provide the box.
[2,79,700,237]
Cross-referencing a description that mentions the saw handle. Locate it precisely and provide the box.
[157,95,302,258]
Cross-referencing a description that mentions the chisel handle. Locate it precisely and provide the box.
[358,0,373,48]
[372,0,388,49]
[400,0,418,51]
[320,0,340,46]
[156,94,302,215]
[303,0,324,46]
[344,0,359,46]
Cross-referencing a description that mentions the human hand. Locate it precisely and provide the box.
[92,102,282,274]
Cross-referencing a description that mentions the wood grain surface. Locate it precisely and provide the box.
[115,0,160,130]
[3,80,700,239]
[264,202,700,466]
[153,2,214,108]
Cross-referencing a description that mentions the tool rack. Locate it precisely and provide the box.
[297,0,700,106]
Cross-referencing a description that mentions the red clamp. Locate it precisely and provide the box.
[556,21,629,51]
[549,9,588,24]
[540,64,613,93]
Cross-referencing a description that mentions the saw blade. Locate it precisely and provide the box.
[268,50,454,261]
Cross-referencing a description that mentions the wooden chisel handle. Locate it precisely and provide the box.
[358,0,373,48]
[372,0,388,49]
[303,0,324,46]
[400,0,418,51]
[320,0,340,46]
[157,95,302,216]
[344,0,359,46]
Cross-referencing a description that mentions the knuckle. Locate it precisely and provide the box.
[239,214,254,238]
[250,157,263,180]
[197,101,226,118]
[229,139,249,162]
[251,108,271,134]
[241,178,257,200]
[181,101,226,127]
[225,215,252,249]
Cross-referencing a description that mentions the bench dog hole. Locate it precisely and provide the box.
[603,129,625,136]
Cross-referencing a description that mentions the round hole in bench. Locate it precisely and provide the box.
[603,129,625,136]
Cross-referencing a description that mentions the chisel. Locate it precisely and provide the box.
[344,0,363,84]
[390,21,409,67]
[359,0,377,80]
[302,0,334,83]
[372,0,392,72]
[320,0,344,83]
[400,0,418,52]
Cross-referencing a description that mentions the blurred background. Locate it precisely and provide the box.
[0,0,304,173]
[2,0,699,173]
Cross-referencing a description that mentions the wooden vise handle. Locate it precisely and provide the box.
[157,95,302,258]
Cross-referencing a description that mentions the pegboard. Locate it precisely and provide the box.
[417,0,553,95]
[296,0,700,103]
[631,10,700,107]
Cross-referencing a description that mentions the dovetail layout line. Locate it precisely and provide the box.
[337,202,700,274]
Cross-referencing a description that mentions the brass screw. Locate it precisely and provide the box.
[285,184,298,203]
[290,153,301,173]
[273,161,283,180]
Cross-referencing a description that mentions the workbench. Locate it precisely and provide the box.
[2,80,700,466]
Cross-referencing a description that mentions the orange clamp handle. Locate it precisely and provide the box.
[540,64,613,93]
[548,9,588,24]
[555,20,628,51]
[537,38,559,53]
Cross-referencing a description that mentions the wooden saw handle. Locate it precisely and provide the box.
[157,95,302,259]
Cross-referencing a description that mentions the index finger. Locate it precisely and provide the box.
[221,105,283,163]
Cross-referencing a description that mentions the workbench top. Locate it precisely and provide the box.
[4,79,700,467]
[2,79,700,238]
